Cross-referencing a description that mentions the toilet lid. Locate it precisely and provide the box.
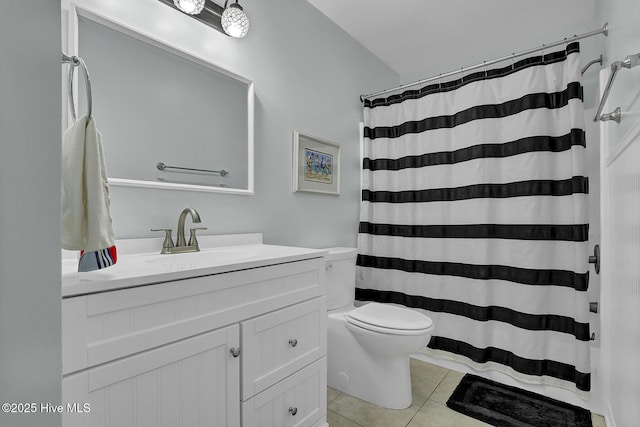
[346,303,433,334]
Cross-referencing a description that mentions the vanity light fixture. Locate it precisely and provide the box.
[221,1,249,38]
[159,0,249,38]
[173,0,205,15]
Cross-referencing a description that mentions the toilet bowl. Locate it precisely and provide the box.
[325,248,434,409]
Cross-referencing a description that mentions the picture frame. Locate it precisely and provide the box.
[293,131,340,195]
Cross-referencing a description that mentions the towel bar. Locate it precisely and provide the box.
[156,162,228,177]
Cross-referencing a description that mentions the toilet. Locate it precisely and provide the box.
[325,247,434,409]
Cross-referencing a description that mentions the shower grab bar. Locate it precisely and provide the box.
[156,162,229,177]
[62,52,93,122]
[593,52,640,123]
[581,55,603,75]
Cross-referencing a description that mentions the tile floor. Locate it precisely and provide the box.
[327,358,607,427]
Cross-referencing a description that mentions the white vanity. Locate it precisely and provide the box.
[61,234,328,427]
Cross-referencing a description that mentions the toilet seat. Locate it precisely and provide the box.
[346,303,433,336]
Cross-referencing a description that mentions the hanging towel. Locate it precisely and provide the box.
[61,115,117,272]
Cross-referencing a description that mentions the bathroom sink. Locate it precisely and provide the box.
[62,234,328,297]
[145,247,256,267]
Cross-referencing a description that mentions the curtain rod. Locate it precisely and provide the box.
[360,23,608,102]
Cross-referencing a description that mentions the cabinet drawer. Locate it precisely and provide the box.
[242,357,326,427]
[63,258,324,374]
[241,297,326,400]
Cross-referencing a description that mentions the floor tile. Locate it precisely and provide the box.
[428,370,465,405]
[410,358,449,398]
[328,387,341,404]
[327,409,364,427]
[407,400,492,427]
[592,413,606,427]
[326,359,605,427]
[328,391,427,427]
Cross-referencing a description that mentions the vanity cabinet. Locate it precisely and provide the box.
[62,255,327,427]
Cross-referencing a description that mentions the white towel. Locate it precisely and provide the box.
[61,115,115,253]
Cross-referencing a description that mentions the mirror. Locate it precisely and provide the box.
[65,4,254,194]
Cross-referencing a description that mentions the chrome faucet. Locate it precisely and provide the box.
[151,208,207,254]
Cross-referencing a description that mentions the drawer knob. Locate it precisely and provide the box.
[288,338,298,348]
[229,347,241,357]
[289,406,298,416]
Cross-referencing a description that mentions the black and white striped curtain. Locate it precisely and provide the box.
[357,42,590,394]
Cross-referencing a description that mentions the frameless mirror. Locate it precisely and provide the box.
[65,4,254,194]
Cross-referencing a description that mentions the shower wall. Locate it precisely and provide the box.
[600,123,640,426]
[596,0,640,424]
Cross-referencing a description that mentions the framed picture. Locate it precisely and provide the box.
[293,131,340,195]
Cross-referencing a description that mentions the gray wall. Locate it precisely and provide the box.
[0,1,396,425]
[81,0,399,249]
[0,1,62,426]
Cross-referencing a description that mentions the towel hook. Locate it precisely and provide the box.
[62,52,93,122]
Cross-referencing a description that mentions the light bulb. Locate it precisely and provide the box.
[221,3,249,38]
[173,0,205,15]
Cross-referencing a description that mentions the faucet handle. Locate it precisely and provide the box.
[151,228,174,250]
[188,227,207,248]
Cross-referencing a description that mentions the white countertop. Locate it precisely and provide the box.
[62,234,327,297]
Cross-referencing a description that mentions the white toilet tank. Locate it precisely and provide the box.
[325,247,358,310]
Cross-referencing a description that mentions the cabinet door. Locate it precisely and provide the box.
[63,325,240,427]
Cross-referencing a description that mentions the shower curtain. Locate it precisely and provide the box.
[357,42,591,394]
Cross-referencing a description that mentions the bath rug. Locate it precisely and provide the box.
[446,374,592,427]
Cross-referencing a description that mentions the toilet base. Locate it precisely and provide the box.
[327,310,414,409]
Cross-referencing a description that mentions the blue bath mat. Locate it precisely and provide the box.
[446,374,592,427]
